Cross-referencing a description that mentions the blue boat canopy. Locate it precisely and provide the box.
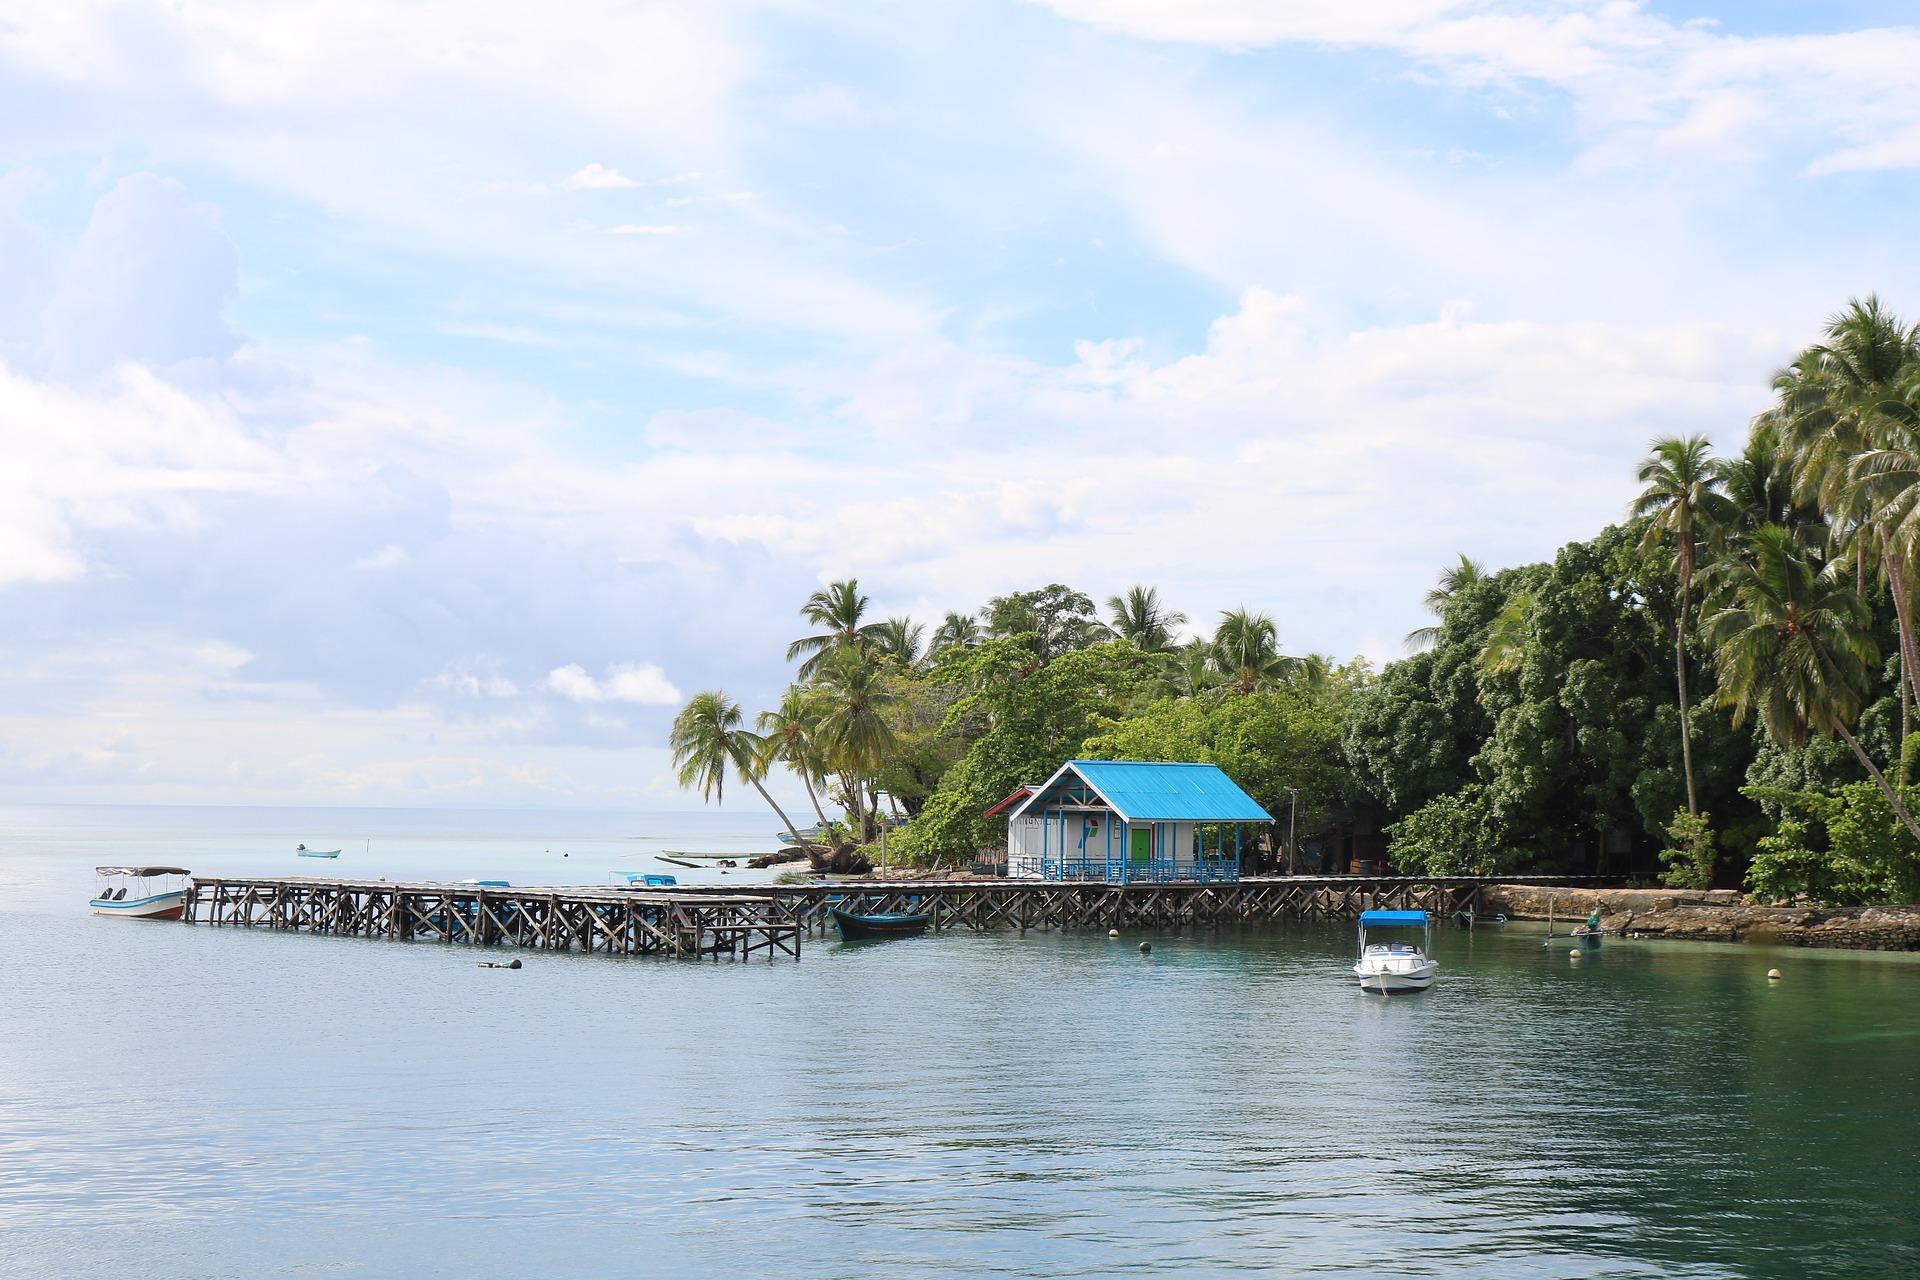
[1007,760,1271,823]
[1359,910,1430,927]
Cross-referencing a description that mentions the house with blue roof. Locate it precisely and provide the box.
[1000,760,1271,883]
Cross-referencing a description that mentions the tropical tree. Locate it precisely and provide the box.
[981,584,1110,663]
[1210,608,1291,695]
[755,685,836,834]
[1474,590,1532,678]
[809,647,902,841]
[1701,525,1920,844]
[786,579,885,678]
[928,611,981,656]
[1767,297,1920,709]
[871,616,926,668]
[1405,555,1485,652]
[670,691,814,846]
[1629,433,1735,817]
[1106,585,1187,652]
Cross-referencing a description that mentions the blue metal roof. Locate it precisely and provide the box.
[1358,910,1429,927]
[1013,760,1271,823]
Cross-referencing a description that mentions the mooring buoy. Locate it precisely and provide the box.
[1108,928,1120,939]
[1767,968,1782,980]
[1139,942,1151,954]
[1569,949,1581,960]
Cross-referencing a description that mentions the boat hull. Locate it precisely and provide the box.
[90,890,187,920]
[1354,959,1439,994]
[831,907,929,941]
[297,851,341,859]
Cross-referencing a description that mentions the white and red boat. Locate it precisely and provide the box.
[90,866,191,920]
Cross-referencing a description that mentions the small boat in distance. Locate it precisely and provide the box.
[295,845,341,858]
[1353,909,1439,994]
[91,867,191,920]
[831,907,929,941]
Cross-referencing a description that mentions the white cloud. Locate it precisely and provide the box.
[568,162,636,189]
[1033,1,1920,174]
[543,663,681,706]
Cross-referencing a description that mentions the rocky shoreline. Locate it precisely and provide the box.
[1480,886,1920,952]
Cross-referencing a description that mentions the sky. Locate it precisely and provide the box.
[2,0,1919,810]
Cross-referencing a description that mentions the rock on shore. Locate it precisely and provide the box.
[1480,886,1920,952]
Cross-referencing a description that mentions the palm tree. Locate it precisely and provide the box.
[754,685,836,835]
[1474,590,1532,678]
[670,691,814,846]
[1106,585,1187,652]
[928,611,981,656]
[1630,434,1735,817]
[809,648,901,842]
[1702,525,1920,844]
[785,579,885,679]
[1210,608,1291,695]
[1405,555,1485,652]
[1768,296,1920,710]
[870,616,925,668]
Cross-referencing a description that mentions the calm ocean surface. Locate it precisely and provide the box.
[2,805,1916,1278]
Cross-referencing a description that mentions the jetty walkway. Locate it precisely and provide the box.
[182,873,1611,960]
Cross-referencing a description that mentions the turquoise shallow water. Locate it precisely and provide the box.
[2,807,1918,1278]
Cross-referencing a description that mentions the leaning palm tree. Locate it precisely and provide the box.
[1210,608,1291,695]
[808,648,901,842]
[754,685,836,835]
[1630,434,1736,817]
[1106,585,1187,653]
[928,611,981,656]
[1702,525,1920,844]
[785,579,885,679]
[670,691,814,846]
[1405,554,1485,652]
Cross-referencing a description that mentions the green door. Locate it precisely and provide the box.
[1130,826,1152,864]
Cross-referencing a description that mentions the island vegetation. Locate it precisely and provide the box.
[672,296,1920,906]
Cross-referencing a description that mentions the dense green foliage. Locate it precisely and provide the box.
[1384,785,1512,876]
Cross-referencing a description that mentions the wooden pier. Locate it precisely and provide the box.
[183,877,801,960]
[719,873,1610,937]
[181,873,1610,960]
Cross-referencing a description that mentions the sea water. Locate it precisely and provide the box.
[2,806,1916,1278]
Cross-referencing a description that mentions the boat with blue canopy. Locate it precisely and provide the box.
[1353,909,1439,994]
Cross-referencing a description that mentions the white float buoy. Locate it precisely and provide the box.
[1569,949,1581,959]
[1108,928,1120,939]
[1768,968,1783,980]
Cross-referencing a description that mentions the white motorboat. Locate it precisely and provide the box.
[1353,909,1439,994]
[90,866,191,920]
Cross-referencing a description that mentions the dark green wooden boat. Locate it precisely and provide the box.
[831,907,930,941]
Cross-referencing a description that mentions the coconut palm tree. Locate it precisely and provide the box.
[670,691,814,846]
[754,685,836,835]
[870,616,925,668]
[785,579,885,679]
[1405,554,1485,652]
[1767,297,1920,709]
[1106,585,1187,652]
[809,648,901,842]
[928,611,981,656]
[1210,609,1291,695]
[1630,434,1736,817]
[1702,525,1920,844]
[1474,590,1532,679]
